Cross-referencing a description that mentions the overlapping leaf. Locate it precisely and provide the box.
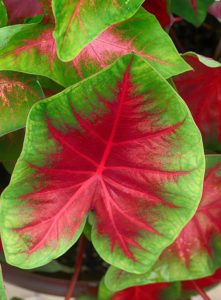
[0,1,7,28]
[142,0,171,28]
[3,0,43,24]
[0,10,190,87]
[171,0,214,27]
[174,53,221,152]
[52,0,144,61]
[209,1,221,22]
[105,155,221,291]
[0,266,7,300]
[71,8,190,80]
[0,54,204,273]
[0,72,44,136]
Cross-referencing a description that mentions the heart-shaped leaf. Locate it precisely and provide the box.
[3,0,43,24]
[105,155,221,291]
[142,0,171,28]
[174,53,221,152]
[171,0,214,27]
[0,1,7,28]
[1,54,204,273]
[0,71,44,136]
[52,0,144,61]
[72,8,190,80]
[0,10,190,87]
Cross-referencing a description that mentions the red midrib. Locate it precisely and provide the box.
[96,64,131,175]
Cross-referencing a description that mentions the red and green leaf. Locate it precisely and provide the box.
[52,0,145,61]
[98,279,181,300]
[0,71,44,136]
[3,0,43,24]
[142,0,171,28]
[0,1,7,28]
[173,53,221,152]
[0,10,190,87]
[72,8,191,80]
[105,155,221,291]
[0,54,204,272]
[171,0,214,27]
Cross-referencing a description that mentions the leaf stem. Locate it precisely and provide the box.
[64,235,87,300]
[191,281,211,300]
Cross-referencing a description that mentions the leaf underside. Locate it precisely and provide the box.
[1,54,204,274]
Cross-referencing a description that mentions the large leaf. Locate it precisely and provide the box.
[171,0,214,27]
[71,8,191,80]
[0,10,190,87]
[0,1,7,28]
[3,0,43,24]
[174,53,221,152]
[105,155,221,291]
[52,0,145,61]
[0,266,7,300]
[0,54,204,272]
[0,71,44,136]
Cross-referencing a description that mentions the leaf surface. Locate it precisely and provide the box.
[142,0,171,28]
[52,0,144,61]
[0,1,7,27]
[171,0,214,26]
[105,155,221,291]
[208,1,221,22]
[1,54,204,272]
[174,54,221,152]
[3,0,43,24]
[0,72,44,136]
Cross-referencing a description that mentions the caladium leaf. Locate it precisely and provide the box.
[3,0,43,24]
[0,266,7,300]
[52,0,144,61]
[0,54,204,272]
[173,53,221,152]
[209,1,221,22]
[0,1,7,28]
[71,8,191,80]
[98,279,181,300]
[0,10,190,88]
[171,0,214,27]
[0,71,44,136]
[39,0,54,23]
[142,0,171,28]
[0,130,24,173]
[105,155,221,291]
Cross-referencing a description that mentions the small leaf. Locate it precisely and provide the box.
[174,53,221,152]
[105,155,221,291]
[72,8,191,80]
[208,1,221,22]
[0,1,7,28]
[142,0,171,28]
[0,265,7,300]
[98,279,181,300]
[52,0,144,61]
[0,129,24,173]
[1,54,204,273]
[3,0,43,24]
[0,72,44,136]
[171,0,214,27]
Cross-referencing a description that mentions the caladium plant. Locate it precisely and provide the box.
[0,1,221,300]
